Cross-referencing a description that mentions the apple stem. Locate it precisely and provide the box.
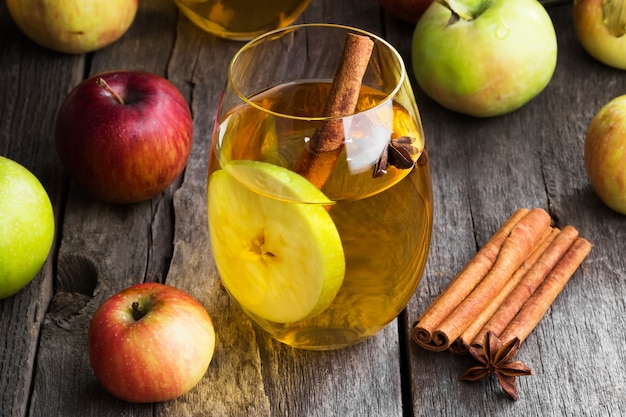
[435,0,477,21]
[131,301,146,321]
[96,77,125,105]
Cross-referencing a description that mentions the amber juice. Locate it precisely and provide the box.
[174,0,311,40]
[208,81,432,349]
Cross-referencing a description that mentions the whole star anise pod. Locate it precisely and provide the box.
[373,136,418,177]
[460,331,533,401]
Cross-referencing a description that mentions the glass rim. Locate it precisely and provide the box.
[227,23,407,122]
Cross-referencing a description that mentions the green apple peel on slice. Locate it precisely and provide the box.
[208,160,345,323]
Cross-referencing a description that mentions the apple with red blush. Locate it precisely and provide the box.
[6,0,137,54]
[88,283,216,403]
[573,0,626,70]
[55,71,193,204]
[411,0,557,117]
[584,95,626,215]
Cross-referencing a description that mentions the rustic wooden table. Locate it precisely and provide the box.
[1,0,625,416]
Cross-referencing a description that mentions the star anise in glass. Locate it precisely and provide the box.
[460,331,533,401]
[373,136,418,177]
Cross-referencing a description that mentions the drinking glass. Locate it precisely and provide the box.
[207,24,433,350]
[174,0,311,41]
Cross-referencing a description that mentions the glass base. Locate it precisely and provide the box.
[272,328,369,351]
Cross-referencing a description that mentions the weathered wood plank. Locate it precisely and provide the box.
[0,3,82,417]
[404,4,626,416]
[162,1,406,416]
[27,1,181,416]
[251,2,406,417]
[158,12,272,417]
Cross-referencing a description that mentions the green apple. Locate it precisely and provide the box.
[0,156,55,299]
[584,95,626,215]
[411,0,557,117]
[6,0,138,54]
[207,160,345,324]
[573,0,626,70]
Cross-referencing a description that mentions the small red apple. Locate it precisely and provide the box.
[573,0,626,70]
[378,0,433,23]
[88,283,215,403]
[55,71,193,204]
[584,95,626,215]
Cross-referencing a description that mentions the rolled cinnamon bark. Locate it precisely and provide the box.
[448,226,559,355]
[498,237,592,345]
[292,33,374,189]
[412,207,592,357]
[412,208,530,351]
[470,225,580,348]
[411,208,555,351]
[429,208,551,352]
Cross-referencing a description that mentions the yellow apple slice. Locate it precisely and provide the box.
[207,160,345,323]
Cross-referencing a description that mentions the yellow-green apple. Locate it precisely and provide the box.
[55,71,193,204]
[88,283,216,403]
[411,0,558,117]
[584,95,626,215]
[573,0,626,70]
[378,0,433,23]
[0,156,54,299]
[6,0,138,54]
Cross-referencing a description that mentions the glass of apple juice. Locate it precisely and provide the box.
[173,0,311,41]
[207,24,433,350]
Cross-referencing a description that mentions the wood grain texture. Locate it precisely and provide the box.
[0,3,81,417]
[1,1,625,417]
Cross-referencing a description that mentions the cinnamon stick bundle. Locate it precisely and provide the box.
[413,208,552,352]
[448,226,559,355]
[498,237,592,345]
[292,33,374,189]
[412,208,530,352]
[412,208,592,355]
[470,225,581,348]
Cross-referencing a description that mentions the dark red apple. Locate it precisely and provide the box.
[378,0,433,23]
[88,282,216,403]
[55,71,193,204]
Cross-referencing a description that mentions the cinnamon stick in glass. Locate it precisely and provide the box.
[292,33,374,189]
[412,208,530,352]
[498,237,592,345]
[470,225,580,348]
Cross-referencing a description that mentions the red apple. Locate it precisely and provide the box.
[88,283,216,403]
[584,95,626,215]
[573,0,626,70]
[378,0,433,23]
[55,71,193,204]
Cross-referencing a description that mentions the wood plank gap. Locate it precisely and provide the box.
[398,309,416,417]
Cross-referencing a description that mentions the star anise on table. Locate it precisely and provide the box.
[460,331,533,401]
[373,136,418,177]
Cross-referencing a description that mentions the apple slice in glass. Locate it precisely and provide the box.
[207,160,345,324]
